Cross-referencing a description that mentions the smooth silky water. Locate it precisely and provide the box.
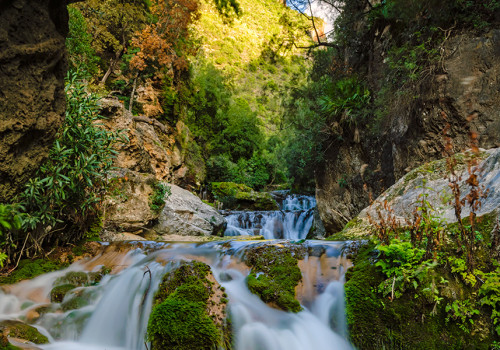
[0,240,353,350]
[224,193,317,240]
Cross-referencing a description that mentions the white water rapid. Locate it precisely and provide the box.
[0,240,353,350]
[224,194,317,240]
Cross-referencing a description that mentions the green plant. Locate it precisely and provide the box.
[445,299,480,333]
[149,183,171,213]
[18,70,127,254]
[478,267,500,335]
[375,240,431,300]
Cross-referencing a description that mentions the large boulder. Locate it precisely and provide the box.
[155,185,226,237]
[210,182,279,211]
[0,0,69,200]
[340,148,500,238]
[103,169,159,235]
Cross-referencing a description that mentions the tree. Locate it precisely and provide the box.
[74,0,149,84]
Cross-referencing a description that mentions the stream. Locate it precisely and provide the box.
[0,193,353,349]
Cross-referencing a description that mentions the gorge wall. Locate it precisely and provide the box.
[0,0,71,200]
[316,6,500,233]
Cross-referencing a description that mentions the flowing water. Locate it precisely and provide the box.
[0,240,353,350]
[224,194,316,240]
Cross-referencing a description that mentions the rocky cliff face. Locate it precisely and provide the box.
[0,0,70,200]
[316,28,500,234]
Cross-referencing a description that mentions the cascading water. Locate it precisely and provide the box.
[224,193,317,240]
[0,240,353,350]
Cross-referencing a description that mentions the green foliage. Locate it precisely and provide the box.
[67,6,99,78]
[375,240,435,300]
[209,182,278,210]
[479,267,500,335]
[0,204,22,267]
[19,71,126,244]
[149,183,171,213]
[318,76,371,126]
[445,299,480,333]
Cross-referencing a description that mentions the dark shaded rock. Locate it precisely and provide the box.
[0,0,69,200]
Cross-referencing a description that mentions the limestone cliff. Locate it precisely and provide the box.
[0,0,71,200]
[316,24,500,234]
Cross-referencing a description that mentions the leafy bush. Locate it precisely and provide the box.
[66,6,99,79]
[19,71,126,248]
[150,183,171,213]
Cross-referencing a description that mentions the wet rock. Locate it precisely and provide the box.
[0,320,48,345]
[154,184,226,237]
[50,284,75,303]
[147,261,229,350]
[243,244,305,312]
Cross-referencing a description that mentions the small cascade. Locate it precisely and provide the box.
[0,240,353,350]
[223,193,317,240]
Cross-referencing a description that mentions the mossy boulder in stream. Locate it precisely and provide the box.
[147,261,229,350]
[244,244,305,313]
[210,182,279,210]
[0,320,48,345]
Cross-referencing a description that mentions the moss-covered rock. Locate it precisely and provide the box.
[0,320,48,345]
[0,259,68,285]
[50,284,76,303]
[0,332,20,350]
[147,261,229,350]
[345,242,497,349]
[244,244,305,312]
[210,182,279,210]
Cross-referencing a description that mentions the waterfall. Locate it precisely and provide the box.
[223,193,317,240]
[0,240,353,350]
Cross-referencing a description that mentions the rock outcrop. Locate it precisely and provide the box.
[0,0,70,200]
[316,28,500,234]
[340,148,500,238]
[102,170,225,239]
[99,98,205,189]
[155,184,226,237]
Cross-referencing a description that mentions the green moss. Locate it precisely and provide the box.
[50,284,76,303]
[210,182,278,210]
[56,271,88,286]
[0,259,68,285]
[147,300,220,350]
[0,321,48,344]
[61,295,89,311]
[345,242,495,349]
[244,245,303,312]
[147,261,226,350]
[0,333,20,350]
